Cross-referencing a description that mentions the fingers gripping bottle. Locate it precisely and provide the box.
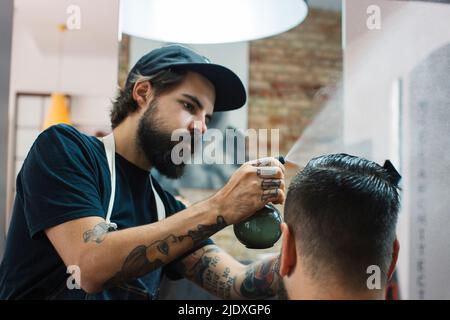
[233,157,285,249]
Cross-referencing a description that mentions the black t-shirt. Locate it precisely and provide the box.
[0,124,212,299]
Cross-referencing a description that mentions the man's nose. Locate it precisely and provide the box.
[189,117,207,135]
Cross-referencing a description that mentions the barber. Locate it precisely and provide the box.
[0,45,285,299]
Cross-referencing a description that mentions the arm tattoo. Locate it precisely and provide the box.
[178,216,227,247]
[103,216,227,289]
[157,241,170,255]
[236,256,280,299]
[103,234,180,289]
[178,246,235,299]
[205,267,235,299]
[178,247,220,287]
[202,261,234,299]
[83,222,111,244]
[104,245,164,289]
[273,254,281,275]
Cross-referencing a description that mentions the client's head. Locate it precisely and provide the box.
[278,154,400,300]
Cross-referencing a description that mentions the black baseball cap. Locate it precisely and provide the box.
[125,44,247,112]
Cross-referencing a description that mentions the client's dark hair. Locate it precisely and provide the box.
[284,153,400,290]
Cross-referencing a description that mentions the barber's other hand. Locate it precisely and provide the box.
[212,157,285,225]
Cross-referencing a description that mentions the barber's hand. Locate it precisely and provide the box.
[213,157,285,225]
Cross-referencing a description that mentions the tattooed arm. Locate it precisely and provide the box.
[46,200,226,293]
[45,158,284,294]
[177,244,281,299]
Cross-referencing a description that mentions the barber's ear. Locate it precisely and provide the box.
[387,238,400,281]
[279,222,297,278]
[132,81,153,109]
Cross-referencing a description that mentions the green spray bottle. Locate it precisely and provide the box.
[233,156,285,249]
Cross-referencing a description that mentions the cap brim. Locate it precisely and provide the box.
[172,63,247,112]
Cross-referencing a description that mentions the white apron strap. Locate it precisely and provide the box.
[149,176,166,221]
[101,133,117,229]
[100,133,166,227]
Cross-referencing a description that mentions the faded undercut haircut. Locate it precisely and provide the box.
[284,153,400,291]
[110,68,187,129]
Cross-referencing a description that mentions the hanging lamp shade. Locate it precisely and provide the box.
[119,0,309,44]
[42,93,72,130]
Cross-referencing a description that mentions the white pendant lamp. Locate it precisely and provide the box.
[119,0,309,44]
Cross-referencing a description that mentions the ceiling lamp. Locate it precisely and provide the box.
[42,24,72,130]
[119,0,309,44]
[43,93,71,130]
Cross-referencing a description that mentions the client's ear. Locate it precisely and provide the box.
[387,238,400,281]
[279,223,297,277]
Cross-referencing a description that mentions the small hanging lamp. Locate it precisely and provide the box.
[42,23,72,130]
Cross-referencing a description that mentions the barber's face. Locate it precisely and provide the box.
[137,71,215,178]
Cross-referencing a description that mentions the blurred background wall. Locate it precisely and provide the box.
[0,0,14,259]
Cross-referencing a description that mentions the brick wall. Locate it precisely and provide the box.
[118,34,130,89]
[248,8,342,164]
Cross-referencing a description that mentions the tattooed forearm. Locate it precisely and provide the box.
[178,247,220,286]
[236,255,281,299]
[103,234,180,289]
[104,245,164,289]
[83,222,111,243]
[177,246,235,299]
[157,241,169,255]
[103,216,227,289]
[204,267,235,299]
[178,216,227,247]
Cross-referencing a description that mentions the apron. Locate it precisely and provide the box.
[86,133,167,300]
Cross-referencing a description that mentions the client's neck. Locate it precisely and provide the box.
[286,267,386,300]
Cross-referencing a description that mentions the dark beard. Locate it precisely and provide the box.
[136,99,186,179]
